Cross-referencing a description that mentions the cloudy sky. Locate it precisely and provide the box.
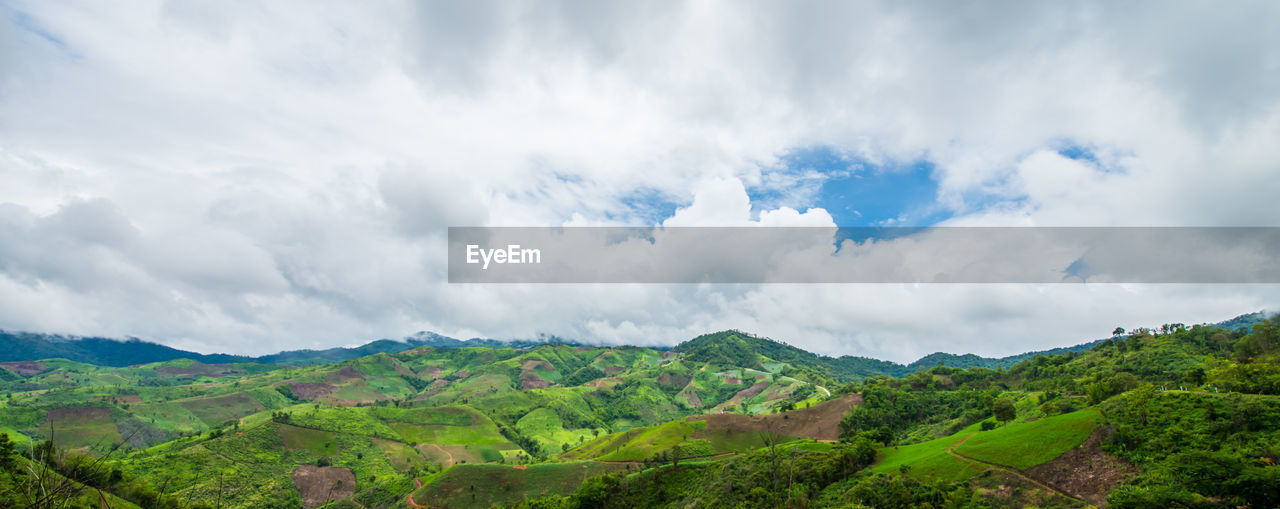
[2,1,1278,362]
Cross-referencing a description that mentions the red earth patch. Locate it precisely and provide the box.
[291,465,355,509]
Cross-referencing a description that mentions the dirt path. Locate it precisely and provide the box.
[816,385,831,397]
[946,433,1091,507]
[423,443,454,466]
[405,478,424,509]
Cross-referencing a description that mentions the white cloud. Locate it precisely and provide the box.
[0,1,1276,359]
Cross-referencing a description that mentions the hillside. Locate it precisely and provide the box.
[1,313,1278,508]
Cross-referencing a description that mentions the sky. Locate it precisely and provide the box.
[1,1,1278,363]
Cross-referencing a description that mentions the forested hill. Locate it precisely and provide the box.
[0,330,581,368]
[0,331,252,367]
[674,330,1108,380]
[905,341,1107,371]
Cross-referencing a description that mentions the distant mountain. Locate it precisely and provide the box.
[1215,310,1275,333]
[0,330,586,368]
[3,310,1272,370]
[255,332,474,365]
[0,331,251,367]
[671,330,1094,380]
[900,310,1278,372]
[904,341,1105,372]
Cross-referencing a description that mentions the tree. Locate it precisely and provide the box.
[1087,380,1114,405]
[0,433,15,472]
[1113,372,1139,392]
[993,398,1016,425]
[1185,367,1207,386]
[1126,383,1157,426]
[1113,327,1126,337]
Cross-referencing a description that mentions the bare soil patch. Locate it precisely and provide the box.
[521,359,556,371]
[291,465,355,508]
[593,349,616,360]
[657,372,690,389]
[46,406,112,424]
[1024,428,1137,507]
[733,381,770,400]
[326,365,365,381]
[583,377,622,389]
[683,390,703,408]
[602,366,624,375]
[290,383,337,400]
[689,393,862,441]
[0,361,46,375]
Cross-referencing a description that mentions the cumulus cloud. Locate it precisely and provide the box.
[662,177,834,227]
[0,1,1277,359]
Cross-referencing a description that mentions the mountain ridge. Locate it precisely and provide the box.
[1,310,1272,372]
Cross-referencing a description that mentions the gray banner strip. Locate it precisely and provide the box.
[447,227,1280,283]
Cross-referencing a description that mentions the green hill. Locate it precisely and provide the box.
[2,314,1279,508]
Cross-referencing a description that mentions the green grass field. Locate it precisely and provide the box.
[870,423,989,482]
[278,424,337,455]
[0,425,33,447]
[42,407,123,449]
[375,437,428,472]
[872,408,1102,483]
[179,392,265,427]
[953,409,1101,469]
[515,408,600,455]
[389,421,508,446]
[591,420,702,461]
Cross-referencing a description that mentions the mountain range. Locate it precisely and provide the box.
[3,310,1271,373]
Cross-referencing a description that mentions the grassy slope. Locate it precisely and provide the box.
[870,423,989,482]
[873,408,1102,483]
[954,409,1101,469]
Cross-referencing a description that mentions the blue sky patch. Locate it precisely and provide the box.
[1056,142,1100,165]
[762,146,947,227]
[8,8,73,55]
